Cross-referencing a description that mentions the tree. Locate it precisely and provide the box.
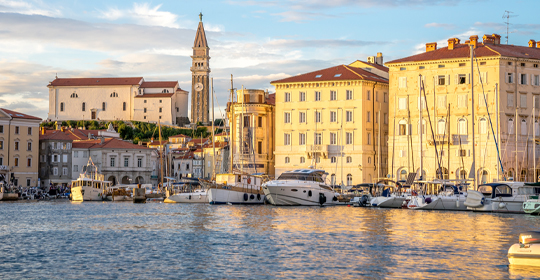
[214,119,224,126]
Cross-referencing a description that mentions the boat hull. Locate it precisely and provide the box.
[523,200,540,215]
[374,196,407,208]
[263,184,343,206]
[408,195,469,211]
[71,186,104,201]
[207,188,264,204]
[164,192,209,203]
[467,198,525,213]
[508,243,540,266]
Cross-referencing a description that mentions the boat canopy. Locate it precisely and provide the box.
[277,171,325,182]
[478,183,513,198]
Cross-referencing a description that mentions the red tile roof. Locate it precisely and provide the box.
[134,93,174,98]
[148,140,168,146]
[188,138,208,144]
[386,42,540,65]
[169,134,189,138]
[270,64,389,84]
[73,138,150,149]
[1,108,41,120]
[140,81,178,88]
[174,152,194,160]
[352,60,389,72]
[39,130,74,141]
[266,93,275,105]
[48,77,143,87]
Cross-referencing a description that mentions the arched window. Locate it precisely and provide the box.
[508,118,514,134]
[285,156,290,164]
[480,170,489,184]
[418,119,426,135]
[82,102,86,112]
[346,156,352,163]
[331,156,336,163]
[368,157,371,164]
[60,102,64,112]
[535,120,540,136]
[458,169,467,179]
[399,169,408,181]
[398,120,408,136]
[346,174,352,186]
[458,118,467,135]
[330,174,336,185]
[521,169,527,181]
[122,102,126,111]
[438,119,447,135]
[300,156,305,163]
[110,92,118,97]
[70,92,78,98]
[521,119,527,135]
[479,118,487,134]
[507,168,514,179]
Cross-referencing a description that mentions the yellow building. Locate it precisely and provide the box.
[271,57,389,186]
[227,89,275,176]
[385,34,540,185]
[0,109,41,187]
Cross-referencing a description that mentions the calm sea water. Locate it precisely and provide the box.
[1,201,540,279]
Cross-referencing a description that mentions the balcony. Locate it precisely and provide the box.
[451,135,468,145]
[427,135,449,146]
[306,145,329,159]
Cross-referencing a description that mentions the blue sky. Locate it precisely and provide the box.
[0,0,538,120]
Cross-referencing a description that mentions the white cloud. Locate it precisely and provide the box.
[0,0,61,17]
[424,22,456,29]
[98,3,180,28]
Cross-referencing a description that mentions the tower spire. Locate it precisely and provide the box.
[199,12,203,22]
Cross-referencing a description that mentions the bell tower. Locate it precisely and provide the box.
[190,12,210,124]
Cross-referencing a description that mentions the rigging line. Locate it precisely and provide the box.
[421,80,443,179]
[474,51,506,179]
[437,100,449,171]
[407,104,415,174]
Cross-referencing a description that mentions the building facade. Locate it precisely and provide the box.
[191,13,210,124]
[47,78,189,126]
[0,109,41,187]
[227,89,275,176]
[385,34,540,185]
[39,128,73,188]
[271,58,389,185]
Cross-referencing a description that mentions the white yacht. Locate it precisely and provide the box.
[203,173,266,205]
[464,181,535,213]
[370,183,412,208]
[262,169,344,206]
[406,182,469,211]
[71,159,112,201]
[164,179,209,203]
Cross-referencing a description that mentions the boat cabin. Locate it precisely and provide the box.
[72,178,111,190]
[216,173,264,188]
[277,169,327,183]
[477,182,533,199]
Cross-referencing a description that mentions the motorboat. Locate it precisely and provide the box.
[262,169,345,206]
[508,231,540,266]
[370,181,412,208]
[464,182,537,213]
[71,158,112,201]
[340,184,373,207]
[102,185,133,201]
[522,183,540,215]
[203,173,267,205]
[406,181,470,211]
[164,179,208,203]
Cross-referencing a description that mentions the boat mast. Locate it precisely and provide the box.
[470,44,476,189]
[212,77,216,180]
[159,119,163,189]
[534,95,537,182]
[496,83,500,180]
[419,74,423,181]
[229,75,234,173]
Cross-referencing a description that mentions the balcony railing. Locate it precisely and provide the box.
[306,145,329,159]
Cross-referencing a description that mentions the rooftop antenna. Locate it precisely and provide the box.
[502,10,517,45]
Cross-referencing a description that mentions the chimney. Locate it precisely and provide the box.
[492,34,501,45]
[469,35,479,49]
[151,137,154,143]
[41,127,45,135]
[537,41,540,48]
[447,38,460,50]
[426,42,437,52]
[529,39,537,48]
[100,136,104,144]
[482,34,494,45]
[61,126,65,132]
[376,52,383,65]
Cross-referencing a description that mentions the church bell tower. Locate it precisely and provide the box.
[190,13,210,124]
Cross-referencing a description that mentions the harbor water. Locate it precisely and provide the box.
[1,201,540,279]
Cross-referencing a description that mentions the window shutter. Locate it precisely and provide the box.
[467,74,470,84]
[408,124,413,135]
[505,72,508,83]
[455,74,458,85]
[447,74,451,85]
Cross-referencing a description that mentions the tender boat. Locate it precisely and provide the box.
[164,179,208,203]
[464,182,536,213]
[102,185,133,201]
[508,231,540,266]
[71,159,112,201]
[203,173,267,205]
[340,184,373,207]
[371,182,412,208]
[406,181,469,211]
[262,169,345,206]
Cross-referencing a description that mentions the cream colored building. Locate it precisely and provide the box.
[386,34,540,185]
[47,78,189,126]
[0,109,41,187]
[227,89,275,176]
[271,57,389,185]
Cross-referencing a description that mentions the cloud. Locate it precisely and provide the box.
[424,23,456,29]
[98,3,180,28]
[271,10,335,22]
[0,0,61,17]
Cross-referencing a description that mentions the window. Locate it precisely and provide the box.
[14,141,19,151]
[15,126,19,134]
[53,167,57,175]
[27,142,31,151]
[367,111,371,122]
[315,91,321,101]
[458,118,467,135]
[398,97,407,110]
[522,119,527,135]
[346,132,353,145]
[346,156,352,163]
[520,74,528,85]
[315,111,321,123]
[159,107,162,113]
[0,140,3,150]
[27,158,31,167]
[314,133,322,145]
[144,116,146,120]
[300,157,305,163]
[284,112,291,123]
[419,66,425,69]
[508,118,514,134]
[535,95,540,109]
[63,167,68,176]
[375,112,379,124]
[299,112,306,123]
[458,74,467,84]
[83,151,88,158]
[284,133,291,145]
[418,96,426,110]
[521,94,527,108]
[110,157,115,167]
[457,94,468,108]
[346,90,353,100]
[398,77,407,88]
[70,92,78,98]
[82,102,86,111]
[26,178,31,187]
[331,156,337,163]
[398,120,408,136]
[384,113,388,124]
[347,174,352,186]
[330,111,337,122]
[346,111,353,122]
[384,92,388,103]
[534,75,540,86]
[367,90,371,100]
[144,100,147,103]
[63,154,67,162]
[300,92,306,101]
[0,126,3,133]
[285,92,291,102]
[438,75,446,85]
[159,100,163,103]
[368,157,371,164]
[480,118,487,134]
[507,73,514,83]
[285,157,290,164]
[258,116,263,127]
[102,102,106,111]
[400,67,406,71]
[124,157,129,167]
[375,91,379,102]
[27,127,32,135]
[299,133,306,145]
[480,72,487,84]
[14,157,19,167]
[507,93,514,107]
[479,93,488,107]
[123,102,126,111]
[60,102,64,112]
[137,158,142,168]
[508,62,513,66]
[438,119,447,135]
[330,91,337,101]
[536,120,540,137]
[330,132,337,145]
[144,108,147,113]
[459,63,466,67]
[257,141,262,154]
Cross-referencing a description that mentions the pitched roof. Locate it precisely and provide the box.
[1,108,41,120]
[169,134,189,138]
[174,152,194,160]
[270,64,389,84]
[350,60,389,72]
[134,93,174,98]
[188,138,208,144]
[140,81,178,88]
[148,140,168,146]
[48,77,143,87]
[193,21,208,48]
[266,93,275,105]
[386,42,540,65]
[39,130,74,141]
[73,138,150,150]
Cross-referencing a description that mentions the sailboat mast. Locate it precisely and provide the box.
[419,74,423,180]
[534,95,537,182]
[159,119,163,189]
[229,75,234,173]
[211,78,216,179]
[470,44,476,189]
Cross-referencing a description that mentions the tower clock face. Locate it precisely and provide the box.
[194,83,204,91]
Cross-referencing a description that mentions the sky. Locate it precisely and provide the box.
[0,0,538,121]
